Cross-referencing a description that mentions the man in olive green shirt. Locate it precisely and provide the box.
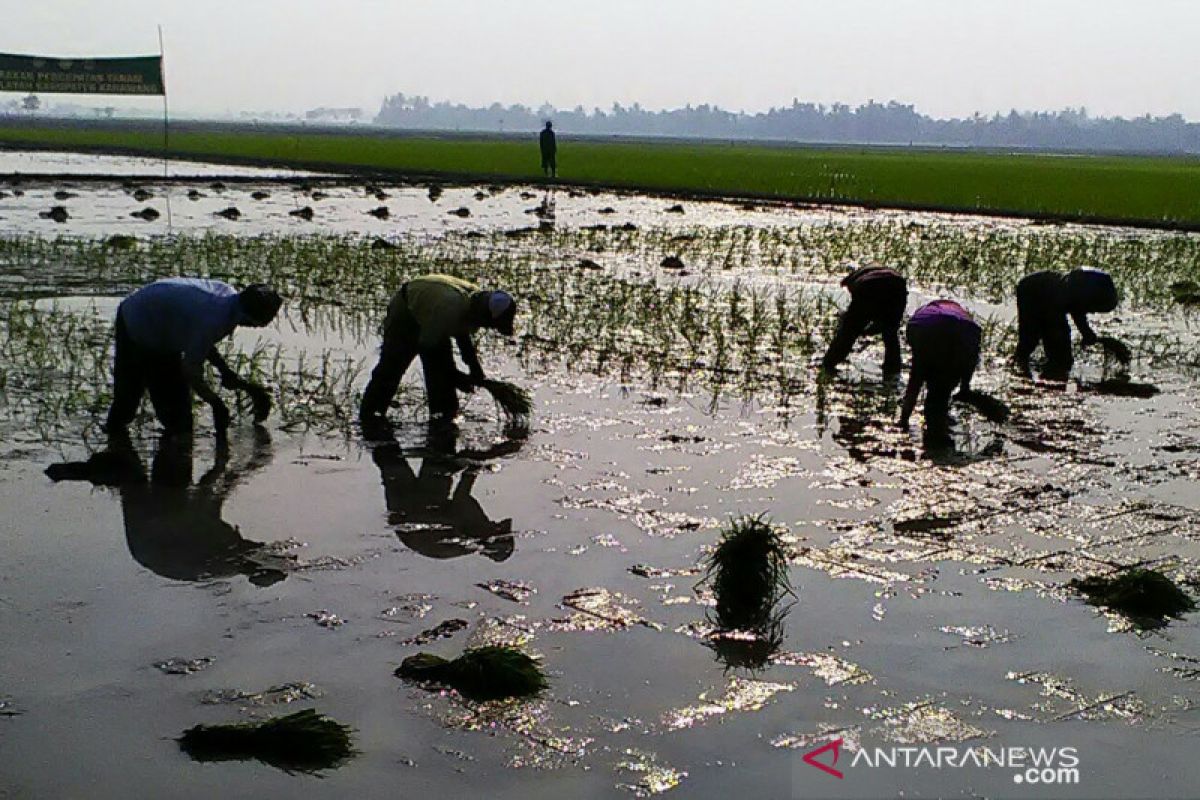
[360,274,518,423]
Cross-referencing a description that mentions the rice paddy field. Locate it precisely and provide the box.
[3,121,1200,227]
[2,149,1200,798]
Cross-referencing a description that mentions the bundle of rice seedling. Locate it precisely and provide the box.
[702,515,792,632]
[1070,568,1196,629]
[955,390,1010,423]
[1096,335,1132,365]
[395,645,548,701]
[478,379,533,419]
[178,709,355,773]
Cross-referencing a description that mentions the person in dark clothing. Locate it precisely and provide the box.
[821,265,908,375]
[46,430,288,586]
[371,423,522,561]
[899,300,1008,448]
[105,278,283,436]
[1015,268,1128,380]
[539,121,557,178]
[359,274,517,423]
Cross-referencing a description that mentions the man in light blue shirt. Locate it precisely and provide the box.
[105,278,282,436]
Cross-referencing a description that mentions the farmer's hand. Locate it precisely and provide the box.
[456,371,478,393]
[247,384,272,423]
[211,399,231,433]
[1098,336,1131,364]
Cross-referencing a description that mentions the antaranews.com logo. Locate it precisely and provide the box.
[801,737,1080,787]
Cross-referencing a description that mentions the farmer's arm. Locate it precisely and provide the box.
[1070,311,1098,347]
[455,334,486,384]
[206,348,272,422]
[898,368,924,428]
[185,361,231,432]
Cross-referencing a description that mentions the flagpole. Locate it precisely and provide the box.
[158,24,173,232]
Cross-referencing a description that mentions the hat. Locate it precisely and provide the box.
[488,291,516,336]
[239,284,283,326]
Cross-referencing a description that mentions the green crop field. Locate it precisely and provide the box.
[2,122,1199,228]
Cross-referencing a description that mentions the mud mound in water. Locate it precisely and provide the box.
[395,646,548,701]
[178,709,354,773]
[105,234,137,249]
[1070,569,1196,629]
[1170,281,1200,306]
[251,191,270,200]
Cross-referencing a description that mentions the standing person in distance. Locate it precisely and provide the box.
[540,120,557,179]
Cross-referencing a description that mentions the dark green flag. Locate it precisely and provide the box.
[0,53,164,95]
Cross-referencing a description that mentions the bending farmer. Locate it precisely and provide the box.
[822,265,907,375]
[360,274,517,422]
[899,300,993,448]
[105,278,282,436]
[1015,267,1127,380]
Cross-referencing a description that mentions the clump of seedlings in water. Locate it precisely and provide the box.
[699,515,794,668]
[478,378,532,421]
[177,709,355,774]
[395,645,548,701]
[1069,568,1196,629]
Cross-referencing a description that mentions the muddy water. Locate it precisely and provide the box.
[2,154,1199,799]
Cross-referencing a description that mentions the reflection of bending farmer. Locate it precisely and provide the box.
[540,121,557,178]
[360,274,517,423]
[47,432,286,586]
[372,427,516,561]
[105,278,282,436]
[899,300,982,447]
[1015,268,1126,380]
[822,265,907,374]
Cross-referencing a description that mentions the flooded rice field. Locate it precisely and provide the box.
[2,152,1200,798]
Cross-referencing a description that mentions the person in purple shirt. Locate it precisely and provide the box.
[900,300,1009,448]
[822,265,908,375]
[104,278,282,436]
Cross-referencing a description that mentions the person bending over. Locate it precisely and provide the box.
[822,265,908,375]
[105,278,282,436]
[900,300,1008,448]
[359,274,517,424]
[1015,267,1128,380]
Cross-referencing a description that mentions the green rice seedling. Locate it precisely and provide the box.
[702,515,793,632]
[477,378,532,419]
[1070,568,1196,629]
[395,645,548,701]
[177,709,355,774]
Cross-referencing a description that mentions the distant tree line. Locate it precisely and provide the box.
[375,94,1200,154]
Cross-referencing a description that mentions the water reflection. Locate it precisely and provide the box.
[371,422,524,561]
[46,430,289,586]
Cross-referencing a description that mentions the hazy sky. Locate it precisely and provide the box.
[4,1,1198,120]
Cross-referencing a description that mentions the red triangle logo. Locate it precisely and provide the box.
[803,737,844,779]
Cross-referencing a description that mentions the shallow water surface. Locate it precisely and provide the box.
[1,157,1199,799]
